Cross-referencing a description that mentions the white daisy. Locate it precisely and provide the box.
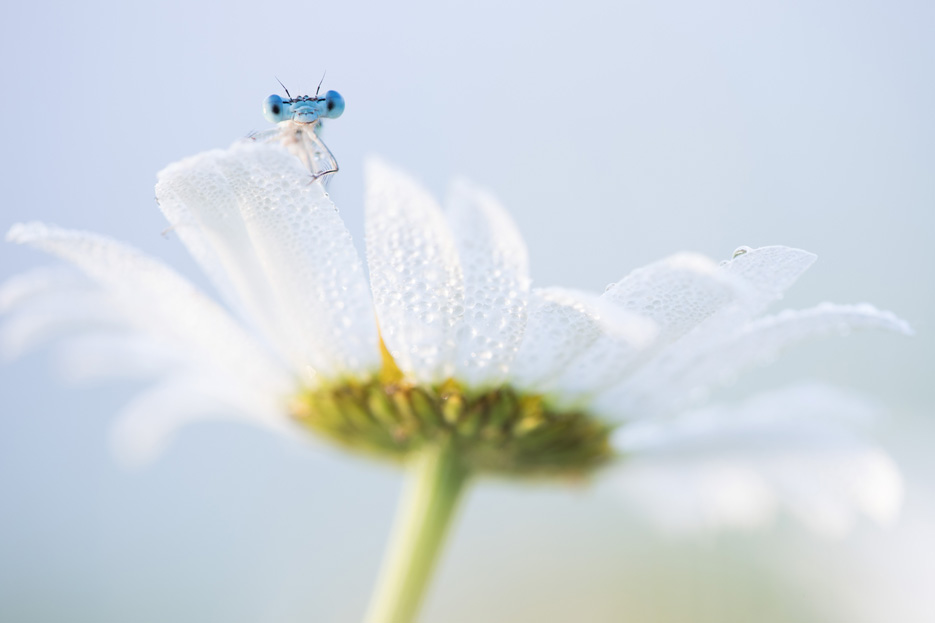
[2,139,910,531]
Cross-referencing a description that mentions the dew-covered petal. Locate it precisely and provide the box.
[444,179,530,387]
[110,373,294,467]
[509,288,618,391]
[157,141,381,377]
[214,143,380,376]
[601,252,740,346]
[719,245,817,318]
[155,165,277,340]
[595,247,814,399]
[544,252,733,402]
[540,317,660,406]
[6,223,292,397]
[543,329,657,407]
[608,385,902,534]
[628,246,820,393]
[598,302,912,420]
[365,158,464,382]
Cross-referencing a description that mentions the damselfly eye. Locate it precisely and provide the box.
[322,90,345,119]
[263,94,287,122]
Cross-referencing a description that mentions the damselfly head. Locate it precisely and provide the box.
[262,90,345,125]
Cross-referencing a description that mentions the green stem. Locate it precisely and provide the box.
[364,440,470,623]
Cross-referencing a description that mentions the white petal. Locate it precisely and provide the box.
[110,374,294,467]
[156,156,286,347]
[597,303,912,419]
[612,460,778,530]
[601,252,740,345]
[365,158,464,382]
[0,265,85,312]
[7,223,291,398]
[0,268,131,359]
[541,320,660,405]
[720,245,817,318]
[608,385,903,534]
[594,246,814,404]
[543,252,732,401]
[444,179,530,387]
[158,141,381,377]
[56,333,184,382]
[508,288,614,391]
[620,246,817,397]
[216,143,380,376]
[0,295,127,359]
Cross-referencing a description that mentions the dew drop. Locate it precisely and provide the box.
[731,245,753,259]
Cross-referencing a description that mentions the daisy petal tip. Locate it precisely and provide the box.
[760,244,817,261]
[842,303,914,336]
[363,154,397,180]
[446,176,485,202]
[858,450,904,526]
[6,221,48,244]
[793,246,818,263]
[666,251,722,274]
[363,156,423,200]
[448,175,472,190]
[885,314,914,337]
[886,312,915,336]
[761,244,818,269]
[156,146,227,183]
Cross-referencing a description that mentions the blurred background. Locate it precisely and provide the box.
[1,0,933,621]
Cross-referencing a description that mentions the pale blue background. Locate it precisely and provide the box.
[1,1,933,621]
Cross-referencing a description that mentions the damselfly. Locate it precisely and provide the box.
[253,80,345,184]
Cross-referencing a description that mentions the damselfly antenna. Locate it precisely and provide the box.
[276,76,292,100]
[315,71,326,97]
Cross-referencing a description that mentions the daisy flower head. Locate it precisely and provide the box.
[3,137,910,523]
[2,136,912,621]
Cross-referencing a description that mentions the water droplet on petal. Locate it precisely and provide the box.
[731,245,753,259]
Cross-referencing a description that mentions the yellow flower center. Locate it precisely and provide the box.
[291,377,615,476]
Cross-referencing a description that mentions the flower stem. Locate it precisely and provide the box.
[365,440,470,623]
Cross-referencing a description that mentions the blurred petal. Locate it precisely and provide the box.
[597,303,912,419]
[445,179,530,387]
[609,385,903,534]
[0,268,129,358]
[6,223,290,397]
[365,158,464,382]
[0,265,85,312]
[56,333,184,382]
[0,296,127,359]
[110,374,293,467]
